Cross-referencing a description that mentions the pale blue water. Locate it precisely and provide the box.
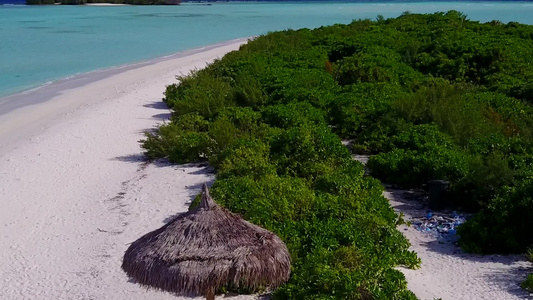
[1,2,533,99]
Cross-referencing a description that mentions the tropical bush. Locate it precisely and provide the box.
[525,250,533,293]
[458,180,533,253]
[142,11,533,297]
[522,274,533,293]
[165,71,234,120]
[141,123,209,164]
[368,147,470,188]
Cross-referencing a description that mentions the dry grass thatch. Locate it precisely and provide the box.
[122,184,291,299]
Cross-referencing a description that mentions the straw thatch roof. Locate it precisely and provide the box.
[122,184,291,299]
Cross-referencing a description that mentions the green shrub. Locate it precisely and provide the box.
[510,82,533,103]
[270,123,351,181]
[165,70,234,120]
[141,124,209,163]
[276,245,417,300]
[314,160,366,196]
[314,161,402,225]
[261,102,327,129]
[336,46,423,87]
[367,125,471,187]
[209,175,316,233]
[368,147,469,187]
[330,83,407,138]
[451,152,514,210]
[521,247,533,292]
[522,274,533,292]
[141,12,533,298]
[466,135,527,157]
[385,124,455,151]
[232,70,269,108]
[207,107,273,156]
[394,82,497,147]
[170,112,209,131]
[458,180,533,253]
[263,67,340,109]
[215,139,276,180]
[208,173,419,299]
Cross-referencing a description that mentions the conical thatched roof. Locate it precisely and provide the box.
[122,184,291,299]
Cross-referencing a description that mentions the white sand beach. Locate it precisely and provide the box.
[0,39,256,300]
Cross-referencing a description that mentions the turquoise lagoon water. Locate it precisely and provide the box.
[1,2,533,99]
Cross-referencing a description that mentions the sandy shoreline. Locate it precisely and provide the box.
[0,38,249,155]
[0,38,256,299]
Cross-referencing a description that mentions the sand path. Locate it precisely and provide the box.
[350,153,532,300]
[386,188,532,300]
[0,39,255,300]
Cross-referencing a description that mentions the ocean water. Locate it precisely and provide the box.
[1,2,533,99]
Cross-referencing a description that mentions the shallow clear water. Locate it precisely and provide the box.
[1,2,533,98]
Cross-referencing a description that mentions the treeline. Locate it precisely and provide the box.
[142,11,533,297]
[26,0,180,5]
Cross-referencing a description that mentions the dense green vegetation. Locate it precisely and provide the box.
[142,11,533,297]
[26,0,180,5]
[524,249,533,292]
[144,77,420,299]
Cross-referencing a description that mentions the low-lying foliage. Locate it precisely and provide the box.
[451,152,515,210]
[165,70,234,120]
[330,83,407,139]
[215,139,276,180]
[368,147,471,188]
[141,123,209,164]
[261,102,327,129]
[209,174,420,299]
[522,274,533,293]
[522,248,533,293]
[458,180,533,253]
[270,123,352,180]
[367,124,471,188]
[142,11,533,297]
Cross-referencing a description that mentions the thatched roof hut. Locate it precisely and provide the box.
[122,184,291,300]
